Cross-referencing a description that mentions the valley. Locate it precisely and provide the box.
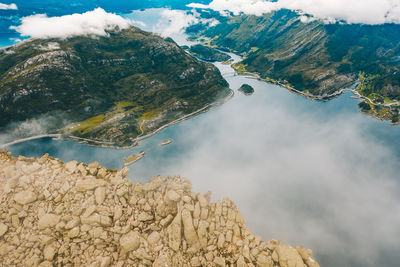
[188,9,400,123]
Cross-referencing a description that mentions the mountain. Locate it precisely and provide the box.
[189,44,231,62]
[188,9,400,123]
[0,26,231,146]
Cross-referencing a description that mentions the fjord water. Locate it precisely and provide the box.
[4,8,400,267]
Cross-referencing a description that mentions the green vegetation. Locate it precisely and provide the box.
[356,73,400,123]
[232,63,248,73]
[116,101,136,108]
[189,44,231,62]
[66,114,105,135]
[221,59,234,65]
[238,84,254,96]
[189,9,400,123]
[141,110,160,120]
[0,26,231,146]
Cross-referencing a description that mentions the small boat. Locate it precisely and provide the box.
[161,139,172,146]
[124,151,145,166]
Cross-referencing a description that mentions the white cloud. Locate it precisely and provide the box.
[129,79,400,266]
[10,8,131,39]
[188,0,400,25]
[153,9,219,38]
[129,19,146,28]
[157,9,200,37]
[0,2,17,10]
[188,1,274,17]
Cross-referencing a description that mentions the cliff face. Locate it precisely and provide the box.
[0,150,319,267]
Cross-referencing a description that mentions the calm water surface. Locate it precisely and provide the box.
[3,8,400,267]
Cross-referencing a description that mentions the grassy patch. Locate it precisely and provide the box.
[250,47,259,52]
[221,59,234,65]
[66,114,105,135]
[141,109,159,120]
[116,101,135,108]
[232,63,248,73]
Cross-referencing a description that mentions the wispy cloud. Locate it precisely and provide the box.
[188,0,400,25]
[0,2,17,10]
[10,8,130,39]
[129,79,400,266]
[150,9,219,38]
[157,9,199,37]
[129,19,147,28]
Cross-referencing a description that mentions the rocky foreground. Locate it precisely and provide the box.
[0,150,319,267]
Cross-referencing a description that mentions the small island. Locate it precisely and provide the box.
[189,44,231,62]
[161,139,173,146]
[124,151,145,166]
[238,84,255,96]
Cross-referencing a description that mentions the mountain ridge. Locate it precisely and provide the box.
[188,9,400,123]
[0,26,231,147]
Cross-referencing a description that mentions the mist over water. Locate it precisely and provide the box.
[131,74,400,267]
[4,8,400,267]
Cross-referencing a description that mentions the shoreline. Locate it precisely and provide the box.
[0,134,62,149]
[241,71,349,101]
[236,69,400,125]
[1,90,234,150]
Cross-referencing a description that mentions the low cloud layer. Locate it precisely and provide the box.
[10,8,130,39]
[188,0,400,24]
[158,9,199,37]
[0,2,17,10]
[129,75,400,266]
[154,9,218,37]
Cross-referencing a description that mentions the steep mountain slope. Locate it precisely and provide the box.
[0,26,231,146]
[190,10,400,122]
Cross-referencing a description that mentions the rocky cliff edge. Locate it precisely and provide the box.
[0,150,319,267]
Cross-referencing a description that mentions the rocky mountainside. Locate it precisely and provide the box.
[0,26,231,147]
[189,44,231,62]
[0,150,320,267]
[189,9,400,122]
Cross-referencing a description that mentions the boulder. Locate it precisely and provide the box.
[76,178,106,191]
[14,190,37,205]
[273,244,305,267]
[120,231,140,252]
[0,223,8,237]
[237,256,247,267]
[296,246,320,267]
[43,245,56,261]
[95,187,106,205]
[138,212,153,222]
[65,160,78,173]
[167,210,182,251]
[147,231,161,245]
[38,214,60,229]
[257,253,274,267]
[166,190,181,202]
[181,209,199,247]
